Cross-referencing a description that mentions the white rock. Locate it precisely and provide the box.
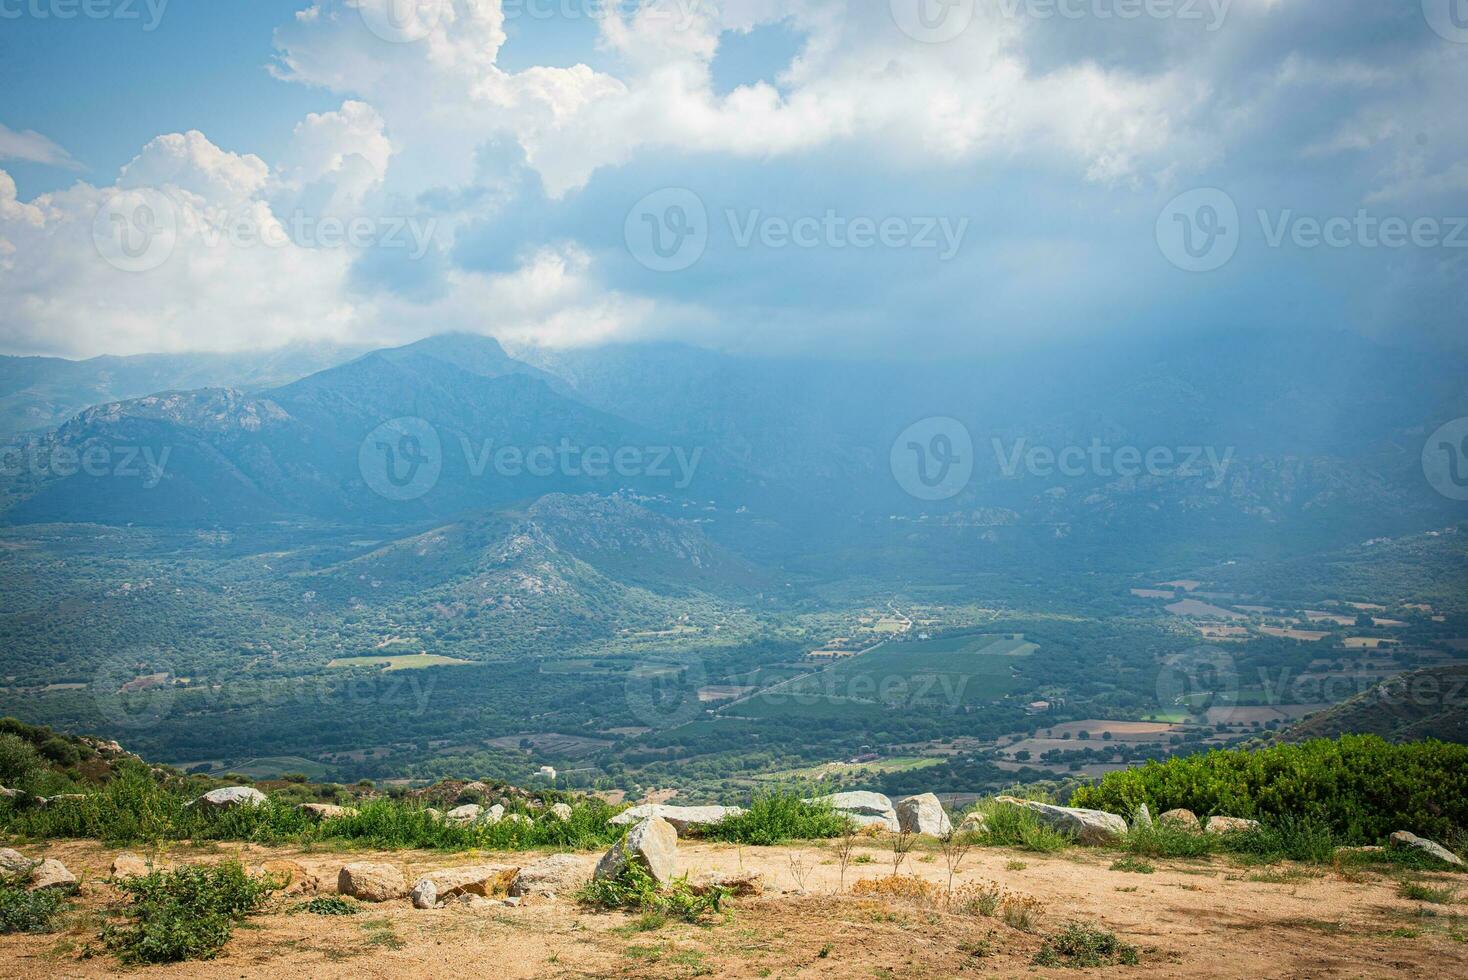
[993,797,1127,845]
[410,865,519,909]
[1204,816,1261,835]
[189,786,267,809]
[547,802,574,822]
[337,862,407,902]
[27,858,78,893]
[0,847,36,876]
[610,804,743,834]
[896,793,952,836]
[804,791,899,832]
[1133,803,1153,830]
[594,815,678,885]
[444,804,483,824]
[1390,831,1465,867]
[509,854,589,898]
[296,803,358,821]
[1158,808,1200,830]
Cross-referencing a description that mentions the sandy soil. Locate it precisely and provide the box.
[2,837,1465,978]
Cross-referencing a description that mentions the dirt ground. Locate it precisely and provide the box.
[2,836,1465,978]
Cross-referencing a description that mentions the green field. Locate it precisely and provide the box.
[207,756,333,780]
[773,633,1036,708]
[325,653,472,671]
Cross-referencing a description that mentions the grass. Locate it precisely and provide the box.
[1032,922,1140,968]
[1110,857,1155,874]
[703,790,850,846]
[575,862,728,924]
[1399,881,1458,904]
[291,895,361,915]
[1120,822,1220,859]
[325,653,472,671]
[963,801,1071,853]
[0,875,66,934]
[0,770,623,852]
[101,862,274,964]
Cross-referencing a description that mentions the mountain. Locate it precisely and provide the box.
[1279,666,1468,744]
[0,342,362,439]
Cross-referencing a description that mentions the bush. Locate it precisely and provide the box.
[1229,816,1338,864]
[0,877,66,934]
[967,801,1072,853]
[703,790,850,845]
[0,734,47,793]
[1121,822,1220,859]
[292,895,360,915]
[1070,737,1468,842]
[575,862,726,924]
[101,862,273,964]
[1032,923,1140,968]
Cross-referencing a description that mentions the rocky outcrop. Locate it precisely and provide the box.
[27,858,78,893]
[691,870,764,897]
[1133,803,1153,829]
[296,803,357,821]
[547,802,574,822]
[896,793,952,836]
[509,854,589,898]
[610,804,743,834]
[993,797,1127,845]
[1158,808,1200,830]
[1204,816,1261,835]
[1389,831,1465,867]
[0,847,36,876]
[189,786,268,809]
[594,815,678,885]
[338,862,407,902]
[804,791,899,832]
[410,865,519,909]
[445,804,483,824]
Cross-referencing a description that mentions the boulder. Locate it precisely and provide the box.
[296,803,357,821]
[410,865,519,909]
[594,815,678,886]
[424,807,444,823]
[27,858,78,894]
[1158,808,1200,830]
[509,854,589,898]
[958,811,989,835]
[993,797,1127,845]
[0,847,37,876]
[896,793,952,836]
[338,862,407,902]
[1204,816,1261,835]
[486,804,505,824]
[804,791,899,832]
[547,802,574,822]
[503,813,533,826]
[691,870,764,897]
[444,804,483,824]
[1389,831,1465,867]
[610,804,743,834]
[110,852,158,878]
[1133,803,1153,830]
[255,859,318,895]
[189,786,267,810]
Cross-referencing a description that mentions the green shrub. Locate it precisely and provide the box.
[0,734,47,793]
[1032,922,1140,968]
[1109,858,1155,874]
[575,862,727,924]
[0,877,66,934]
[101,862,273,964]
[1229,816,1338,864]
[1120,821,1220,859]
[292,895,360,916]
[1070,737,1468,842]
[703,790,849,845]
[1398,881,1458,904]
[968,801,1071,853]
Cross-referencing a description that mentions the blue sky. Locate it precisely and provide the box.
[1,0,1465,358]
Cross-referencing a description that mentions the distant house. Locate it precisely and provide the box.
[1026,701,1052,713]
[536,765,557,781]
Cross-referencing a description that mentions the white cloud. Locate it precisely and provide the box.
[0,123,81,170]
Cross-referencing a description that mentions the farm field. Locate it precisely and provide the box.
[325,653,472,671]
[776,633,1036,707]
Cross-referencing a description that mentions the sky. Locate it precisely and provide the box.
[1,0,1465,359]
